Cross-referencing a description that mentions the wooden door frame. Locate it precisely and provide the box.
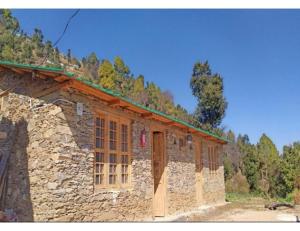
[151,124,168,217]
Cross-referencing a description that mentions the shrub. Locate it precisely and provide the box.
[225,170,250,193]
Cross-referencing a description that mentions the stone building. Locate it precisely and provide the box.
[0,60,227,221]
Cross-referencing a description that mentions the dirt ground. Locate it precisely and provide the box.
[177,197,300,222]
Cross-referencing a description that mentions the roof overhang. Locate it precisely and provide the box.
[0,60,228,144]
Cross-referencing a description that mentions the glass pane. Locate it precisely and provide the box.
[99,153,104,162]
[122,174,128,184]
[96,138,100,148]
[100,118,105,127]
[100,139,104,149]
[96,118,100,126]
[109,165,116,173]
[95,152,100,162]
[96,128,100,137]
[95,164,100,173]
[95,175,100,184]
[109,154,114,163]
[109,175,116,184]
[121,155,128,164]
[100,164,104,173]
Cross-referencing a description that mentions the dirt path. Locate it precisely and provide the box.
[182,198,300,222]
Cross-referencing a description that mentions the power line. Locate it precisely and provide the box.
[39,9,80,66]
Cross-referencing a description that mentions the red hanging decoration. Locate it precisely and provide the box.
[140,128,146,147]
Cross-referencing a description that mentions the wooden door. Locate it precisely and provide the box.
[195,141,204,204]
[152,132,166,217]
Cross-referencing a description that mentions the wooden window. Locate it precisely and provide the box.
[109,153,117,184]
[109,121,117,151]
[95,152,105,185]
[121,123,130,184]
[179,137,186,151]
[208,145,218,175]
[95,116,106,186]
[94,114,131,189]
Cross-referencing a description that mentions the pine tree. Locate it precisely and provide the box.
[190,61,228,129]
[98,59,116,89]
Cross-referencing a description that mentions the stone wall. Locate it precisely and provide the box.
[0,71,225,221]
[201,141,225,204]
[166,129,197,214]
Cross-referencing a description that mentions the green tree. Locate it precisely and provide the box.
[98,59,116,89]
[242,144,260,191]
[190,61,227,128]
[32,28,44,57]
[82,52,100,81]
[281,142,300,196]
[114,56,130,78]
[224,154,234,181]
[227,130,236,143]
[257,134,281,196]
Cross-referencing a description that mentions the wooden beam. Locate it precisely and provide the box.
[0,88,12,98]
[54,75,69,82]
[107,99,120,106]
[141,112,153,118]
[165,121,175,126]
[11,68,25,75]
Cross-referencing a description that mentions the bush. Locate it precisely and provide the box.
[225,170,250,193]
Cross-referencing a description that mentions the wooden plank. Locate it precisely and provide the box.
[54,75,69,82]
[11,68,25,75]
[0,88,12,98]
[107,99,120,106]
[141,112,153,118]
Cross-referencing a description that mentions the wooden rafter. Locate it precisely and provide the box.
[141,112,153,118]
[0,88,14,98]
[108,99,121,106]
[165,121,175,126]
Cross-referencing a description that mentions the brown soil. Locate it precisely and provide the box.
[181,198,300,222]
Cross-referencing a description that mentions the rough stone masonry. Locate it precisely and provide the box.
[0,70,225,221]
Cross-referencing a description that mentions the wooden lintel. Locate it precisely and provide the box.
[141,112,153,118]
[107,99,121,106]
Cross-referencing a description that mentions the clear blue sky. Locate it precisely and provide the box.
[12,9,300,152]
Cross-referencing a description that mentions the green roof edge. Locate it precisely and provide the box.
[75,77,229,143]
[0,59,228,143]
[0,60,74,77]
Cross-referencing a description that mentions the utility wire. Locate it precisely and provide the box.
[39,9,80,66]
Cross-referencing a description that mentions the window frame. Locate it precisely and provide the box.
[93,113,132,190]
[208,145,218,175]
